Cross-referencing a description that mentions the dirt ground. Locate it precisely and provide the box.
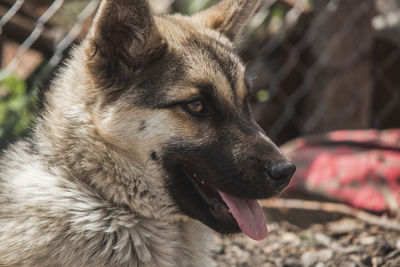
[213,208,400,267]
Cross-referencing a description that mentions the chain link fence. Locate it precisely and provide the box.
[0,0,399,145]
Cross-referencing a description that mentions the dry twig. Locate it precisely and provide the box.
[262,198,400,232]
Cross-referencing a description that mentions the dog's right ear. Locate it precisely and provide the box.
[86,0,166,83]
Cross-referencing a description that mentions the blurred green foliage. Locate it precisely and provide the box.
[50,0,92,28]
[256,89,270,102]
[173,0,216,14]
[0,75,35,146]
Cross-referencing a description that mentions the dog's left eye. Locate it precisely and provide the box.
[182,100,210,116]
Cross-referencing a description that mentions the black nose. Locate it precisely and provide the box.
[267,162,296,183]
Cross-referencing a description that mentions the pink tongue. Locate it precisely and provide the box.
[218,191,268,241]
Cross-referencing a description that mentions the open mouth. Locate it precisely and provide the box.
[182,165,268,241]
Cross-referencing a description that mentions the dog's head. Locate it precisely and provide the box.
[84,0,295,240]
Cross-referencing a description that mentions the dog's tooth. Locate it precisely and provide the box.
[193,173,197,178]
[214,202,230,217]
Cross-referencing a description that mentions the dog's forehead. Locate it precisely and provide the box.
[155,15,247,103]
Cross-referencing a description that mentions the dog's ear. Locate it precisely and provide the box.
[193,0,261,42]
[86,0,166,82]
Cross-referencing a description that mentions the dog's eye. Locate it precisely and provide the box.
[187,101,203,113]
[182,100,209,116]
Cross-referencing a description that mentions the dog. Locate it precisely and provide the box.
[0,0,295,266]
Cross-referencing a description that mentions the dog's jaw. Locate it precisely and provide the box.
[166,164,241,235]
[183,165,268,240]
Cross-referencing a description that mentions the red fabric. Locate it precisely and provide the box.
[282,129,400,214]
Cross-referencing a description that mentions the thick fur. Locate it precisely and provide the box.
[0,0,294,266]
